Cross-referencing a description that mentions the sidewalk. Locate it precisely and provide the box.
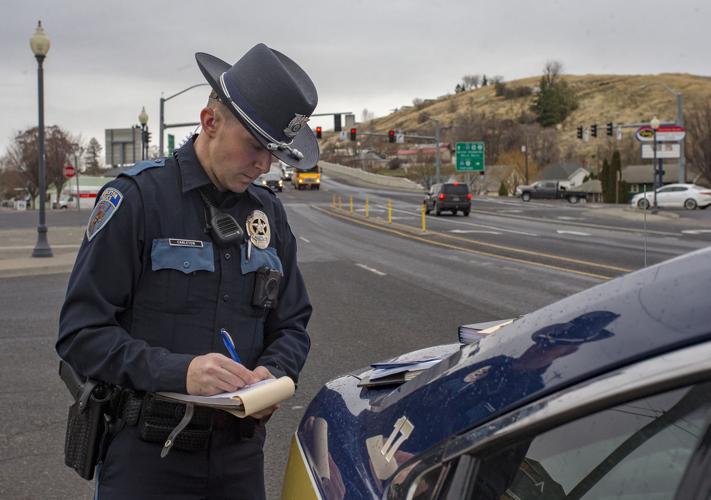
[0,227,83,278]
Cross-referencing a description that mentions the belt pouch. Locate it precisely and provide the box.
[138,396,212,452]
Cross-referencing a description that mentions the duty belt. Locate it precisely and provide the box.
[117,392,257,457]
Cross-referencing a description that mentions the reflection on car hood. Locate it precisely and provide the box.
[297,247,711,499]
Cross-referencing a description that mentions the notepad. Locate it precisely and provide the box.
[157,376,295,418]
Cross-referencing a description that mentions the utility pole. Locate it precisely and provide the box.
[676,93,685,183]
[434,121,441,184]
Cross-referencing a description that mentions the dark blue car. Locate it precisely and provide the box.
[282,247,711,499]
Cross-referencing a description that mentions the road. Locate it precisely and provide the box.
[0,174,709,499]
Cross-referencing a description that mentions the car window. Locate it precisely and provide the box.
[657,186,674,193]
[456,383,711,500]
[442,184,469,195]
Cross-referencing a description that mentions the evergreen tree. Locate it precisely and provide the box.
[600,159,612,203]
[85,138,103,174]
[533,77,579,127]
[611,150,622,203]
[498,180,508,197]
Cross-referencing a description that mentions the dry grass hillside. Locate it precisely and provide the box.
[359,73,711,161]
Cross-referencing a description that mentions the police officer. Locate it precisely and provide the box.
[57,43,317,499]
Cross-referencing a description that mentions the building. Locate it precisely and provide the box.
[621,163,705,195]
[537,162,589,187]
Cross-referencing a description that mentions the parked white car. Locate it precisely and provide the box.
[630,183,711,210]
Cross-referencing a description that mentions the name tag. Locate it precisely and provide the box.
[168,238,204,248]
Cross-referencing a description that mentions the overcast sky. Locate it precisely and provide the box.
[2,0,709,159]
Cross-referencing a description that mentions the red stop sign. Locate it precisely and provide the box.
[63,165,76,178]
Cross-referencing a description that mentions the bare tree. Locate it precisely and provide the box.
[542,60,563,87]
[462,74,480,90]
[44,126,79,203]
[360,108,375,123]
[686,100,711,184]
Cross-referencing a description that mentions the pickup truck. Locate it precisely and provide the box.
[518,180,587,204]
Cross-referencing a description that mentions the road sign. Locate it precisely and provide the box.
[641,143,681,159]
[167,134,175,156]
[635,125,686,142]
[63,164,76,178]
[456,142,485,172]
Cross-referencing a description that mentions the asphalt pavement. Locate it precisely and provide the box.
[0,176,709,499]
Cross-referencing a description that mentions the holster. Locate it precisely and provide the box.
[60,361,117,480]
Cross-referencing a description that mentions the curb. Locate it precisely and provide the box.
[0,252,77,278]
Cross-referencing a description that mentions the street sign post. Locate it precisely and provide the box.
[63,164,76,178]
[456,142,485,172]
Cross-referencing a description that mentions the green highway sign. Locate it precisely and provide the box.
[456,142,485,172]
[167,134,175,156]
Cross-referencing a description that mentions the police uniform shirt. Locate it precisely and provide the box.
[57,137,312,394]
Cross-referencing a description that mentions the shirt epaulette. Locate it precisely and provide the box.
[120,158,167,177]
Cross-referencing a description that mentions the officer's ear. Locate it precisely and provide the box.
[200,107,218,137]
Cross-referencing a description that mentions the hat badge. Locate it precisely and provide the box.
[284,114,310,139]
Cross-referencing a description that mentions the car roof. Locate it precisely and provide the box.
[392,247,711,432]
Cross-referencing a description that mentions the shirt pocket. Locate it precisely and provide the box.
[240,245,283,275]
[143,239,215,313]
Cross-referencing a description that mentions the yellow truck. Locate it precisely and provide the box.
[292,164,321,190]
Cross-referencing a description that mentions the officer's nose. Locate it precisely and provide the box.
[255,151,271,174]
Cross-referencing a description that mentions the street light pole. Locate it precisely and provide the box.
[651,116,660,210]
[30,21,52,258]
[139,106,149,160]
[433,120,441,184]
[521,144,529,185]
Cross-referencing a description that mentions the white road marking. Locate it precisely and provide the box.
[556,230,591,236]
[389,206,539,236]
[355,263,387,276]
[450,229,502,234]
[556,216,585,221]
[299,236,311,243]
[681,229,711,235]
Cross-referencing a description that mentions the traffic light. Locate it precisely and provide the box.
[334,114,342,132]
[350,128,357,141]
[606,122,614,136]
[315,126,322,139]
[590,124,597,138]
[146,130,151,144]
[388,130,395,143]
[576,126,583,140]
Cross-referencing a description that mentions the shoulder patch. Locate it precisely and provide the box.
[86,187,124,241]
[120,158,166,177]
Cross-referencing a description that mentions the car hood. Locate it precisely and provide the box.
[295,247,711,499]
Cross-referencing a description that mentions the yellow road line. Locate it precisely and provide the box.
[315,206,613,281]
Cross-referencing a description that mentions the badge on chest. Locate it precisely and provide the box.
[246,210,270,249]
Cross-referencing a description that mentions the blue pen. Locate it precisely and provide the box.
[219,328,242,364]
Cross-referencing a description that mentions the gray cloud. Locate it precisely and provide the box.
[2,0,709,156]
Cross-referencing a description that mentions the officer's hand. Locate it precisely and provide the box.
[186,353,259,396]
[253,365,276,381]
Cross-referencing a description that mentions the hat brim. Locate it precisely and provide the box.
[195,52,319,170]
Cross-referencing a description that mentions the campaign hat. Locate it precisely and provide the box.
[196,44,319,169]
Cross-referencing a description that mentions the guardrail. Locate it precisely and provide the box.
[318,161,424,192]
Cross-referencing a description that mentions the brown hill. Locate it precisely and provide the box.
[363,73,711,161]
